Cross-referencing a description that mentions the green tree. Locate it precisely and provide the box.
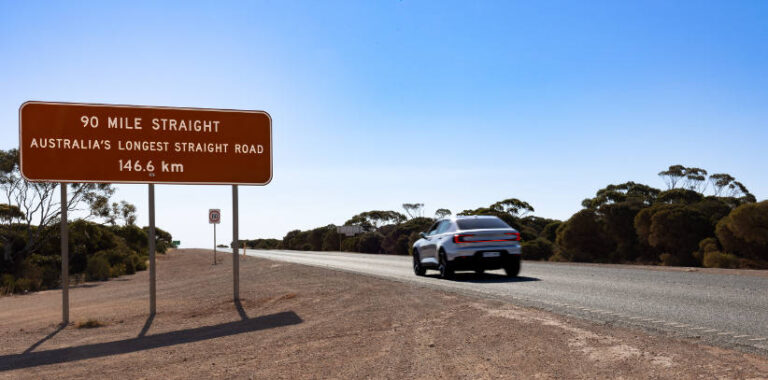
[402,203,424,219]
[646,206,712,266]
[357,232,384,253]
[715,200,768,264]
[321,228,340,251]
[658,165,687,189]
[1,149,116,262]
[656,188,703,205]
[581,182,660,209]
[522,238,554,261]
[539,221,562,243]
[490,198,534,218]
[345,210,407,230]
[434,208,452,219]
[555,210,614,262]
[598,200,646,262]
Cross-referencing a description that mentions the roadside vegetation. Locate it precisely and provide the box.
[250,164,767,269]
[0,149,173,295]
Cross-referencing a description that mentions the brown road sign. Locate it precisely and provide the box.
[19,101,272,185]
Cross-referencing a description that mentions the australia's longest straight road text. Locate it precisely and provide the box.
[219,249,768,355]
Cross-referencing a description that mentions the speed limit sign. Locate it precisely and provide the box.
[209,209,221,224]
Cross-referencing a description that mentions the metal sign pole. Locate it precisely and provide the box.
[213,223,217,265]
[60,183,69,326]
[232,185,239,301]
[148,184,156,315]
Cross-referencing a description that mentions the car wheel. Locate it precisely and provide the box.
[413,250,426,276]
[504,255,521,277]
[438,251,454,280]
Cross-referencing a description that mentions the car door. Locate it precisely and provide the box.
[434,220,455,249]
[421,220,446,261]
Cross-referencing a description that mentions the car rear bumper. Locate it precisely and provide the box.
[447,251,520,270]
[444,243,521,270]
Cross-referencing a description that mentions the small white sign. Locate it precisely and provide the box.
[209,209,221,224]
[337,225,364,236]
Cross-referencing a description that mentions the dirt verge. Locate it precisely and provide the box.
[0,249,766,379]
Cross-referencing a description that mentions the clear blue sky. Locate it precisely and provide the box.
[1,1,766,248]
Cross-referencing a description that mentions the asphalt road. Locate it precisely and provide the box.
[220,248,768,354]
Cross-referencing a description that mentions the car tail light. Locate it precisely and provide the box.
[453,232,520,243]
[453,234,475,243]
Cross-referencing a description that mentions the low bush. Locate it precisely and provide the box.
[77,319,106,329]
[15,278,33,292]
[702,251,740,269]
[522,238,554,261]
[340,237,358,252]
[86,256,111,281]
[659,253,681,266]
[134,255,148,271]
[1,274,15,295]
[110,263,126,278]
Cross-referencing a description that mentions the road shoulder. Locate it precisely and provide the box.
[0,249,766,379]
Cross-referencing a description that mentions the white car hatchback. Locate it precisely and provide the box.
[412,215,522,279]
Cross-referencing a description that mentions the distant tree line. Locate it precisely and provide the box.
[1,149,174,295]
[249,164,766,269]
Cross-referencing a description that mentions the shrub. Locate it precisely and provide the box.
[321,229,340,251]
[556,210,614,262]
[694,237,719,263]
[110,263,126,278]
[340,237,358,252]
[300,243,312,251]
[15,278,34,292]
[522,238,554,261]
[134,255,148,271]
[86,256,111,281]
[1,274,15,294]
[357,232,384,254]
[124,255,137,275]
[26,254,60,290]
[19,258,44,291]
[77,319,106,329]
[539,221,562,243]
[702,251,740,269]
[659,253,680,266]
[645,206,712,266]
[716,200,768,263]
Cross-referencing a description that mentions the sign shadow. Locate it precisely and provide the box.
[0,311,302,372]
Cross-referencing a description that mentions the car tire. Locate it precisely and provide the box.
[438,251,454,280]
[504,255,521,277]
[413,250,426,276]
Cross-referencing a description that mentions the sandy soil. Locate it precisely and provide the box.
[1,249,766,379]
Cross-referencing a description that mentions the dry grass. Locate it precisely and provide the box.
[76,319,106,329]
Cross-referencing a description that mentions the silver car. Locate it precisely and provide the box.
[412,215,522,279]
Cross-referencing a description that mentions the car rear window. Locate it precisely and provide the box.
[456,218,511,230]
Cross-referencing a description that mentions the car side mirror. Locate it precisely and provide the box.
[419,232,426,239]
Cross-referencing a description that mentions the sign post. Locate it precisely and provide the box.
[148,184,156,315]
[232,185,239,302]
[60,183,68,326]
[19,101,272,322]
[209,209,221,265]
